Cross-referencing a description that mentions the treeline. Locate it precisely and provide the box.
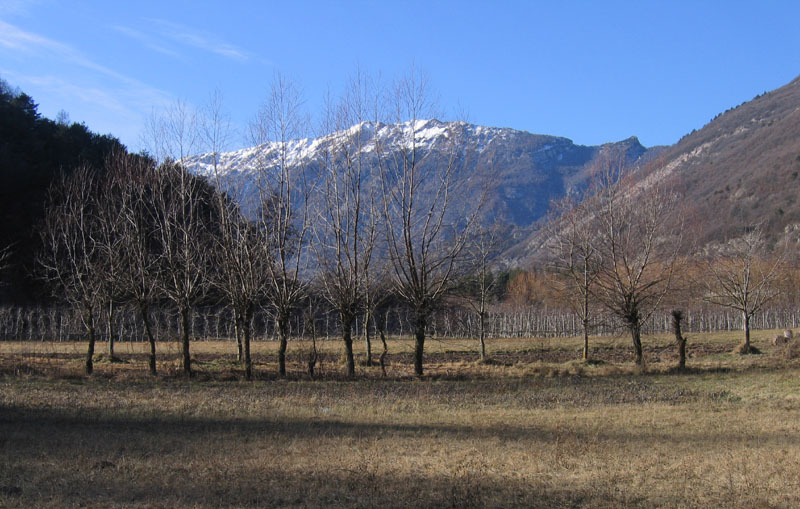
[0,78,126,304]
[4,74,796,381]
[28,71,494,379]
[0,78,528,379]
[5,304,800,345]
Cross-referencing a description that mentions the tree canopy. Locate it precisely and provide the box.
[0,78,128,304]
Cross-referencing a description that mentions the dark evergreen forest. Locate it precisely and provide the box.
[0,79,127,304]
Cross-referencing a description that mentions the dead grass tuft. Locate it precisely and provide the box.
[93,353,126,364]
[733,342,762,355]
[583,358,606,365]
[476,357,508,366]
[772,340,800,361]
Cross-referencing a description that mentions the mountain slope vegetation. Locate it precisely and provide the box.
[0,78,126,304]
[630,74,800,249]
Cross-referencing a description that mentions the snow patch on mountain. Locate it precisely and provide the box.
[185,119,520,178]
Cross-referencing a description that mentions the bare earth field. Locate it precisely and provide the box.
[2,331,800,507]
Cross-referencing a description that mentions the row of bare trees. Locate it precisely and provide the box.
[5,302,798,344]
[545,151,786,366]
[38,155,218,375]
[38,68,484,378]
[36,66,786,376]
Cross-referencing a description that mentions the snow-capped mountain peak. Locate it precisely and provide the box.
[184,120,651,247]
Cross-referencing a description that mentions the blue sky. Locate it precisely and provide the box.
[1,0,799,152]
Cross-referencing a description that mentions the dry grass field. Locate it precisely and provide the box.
[2,330,800,507]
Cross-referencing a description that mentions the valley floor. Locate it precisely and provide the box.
[2,331,800,507]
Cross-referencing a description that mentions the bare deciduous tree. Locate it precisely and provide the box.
[199,90,245,361]
[250,74,312,377]
[144,99,216,377]
[107,150,162,375]
[546,195,600,360]
[377,67,482,376]
[95,161,128,361]
[39,165,103,374]
[152,160,214,377]
[201,90,272,380]
[459,223,504,361]
[590,158,682,367]
[699,228,784,354]
[211,207,270,380]
[313,70,381,377]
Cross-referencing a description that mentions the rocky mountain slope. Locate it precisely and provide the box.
[187,119,654,237]
[647,74,800,249]
[190,72,800,270]
[507,74,800,268]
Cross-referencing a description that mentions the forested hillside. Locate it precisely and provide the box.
[0,79,126,304]
[620,74,800,249]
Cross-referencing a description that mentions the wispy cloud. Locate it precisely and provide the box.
[147,18,250,62]
[0,18,250,150]
[111,25,183,59]
[0,18,53,52]
[0,0,41,17]
[0,68,161,148]
[1,71,136,115]
[0,19,170,100]
[0,19,172,142]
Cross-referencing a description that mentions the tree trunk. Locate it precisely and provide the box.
[180,306,192,376]
[375,314,388,377]
[414,312,426,376]
[234,310,243,363]
[743,311,751,353]
[630,322,644,367]
[672,310,686,370]
[85,310,96,375]
[342,313,355,377]
[307,337,318,377]
[583,320,590,361]
[307,327,318,377]
[363,309,373,367]
[139,303,157,375]
[478,311,487,361]
[242,310,252,381]
[278,312,289,377]
[107,301,115,358]
[582,292,590,360]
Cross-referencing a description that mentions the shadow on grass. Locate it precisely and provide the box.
[0,402,794,508]
[0,398,795,450]
[0,456,636,508]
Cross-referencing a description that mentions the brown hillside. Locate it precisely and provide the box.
[507,74,800,268]
[645,74,800,248]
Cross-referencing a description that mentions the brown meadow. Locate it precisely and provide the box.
[2,330,800,507]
